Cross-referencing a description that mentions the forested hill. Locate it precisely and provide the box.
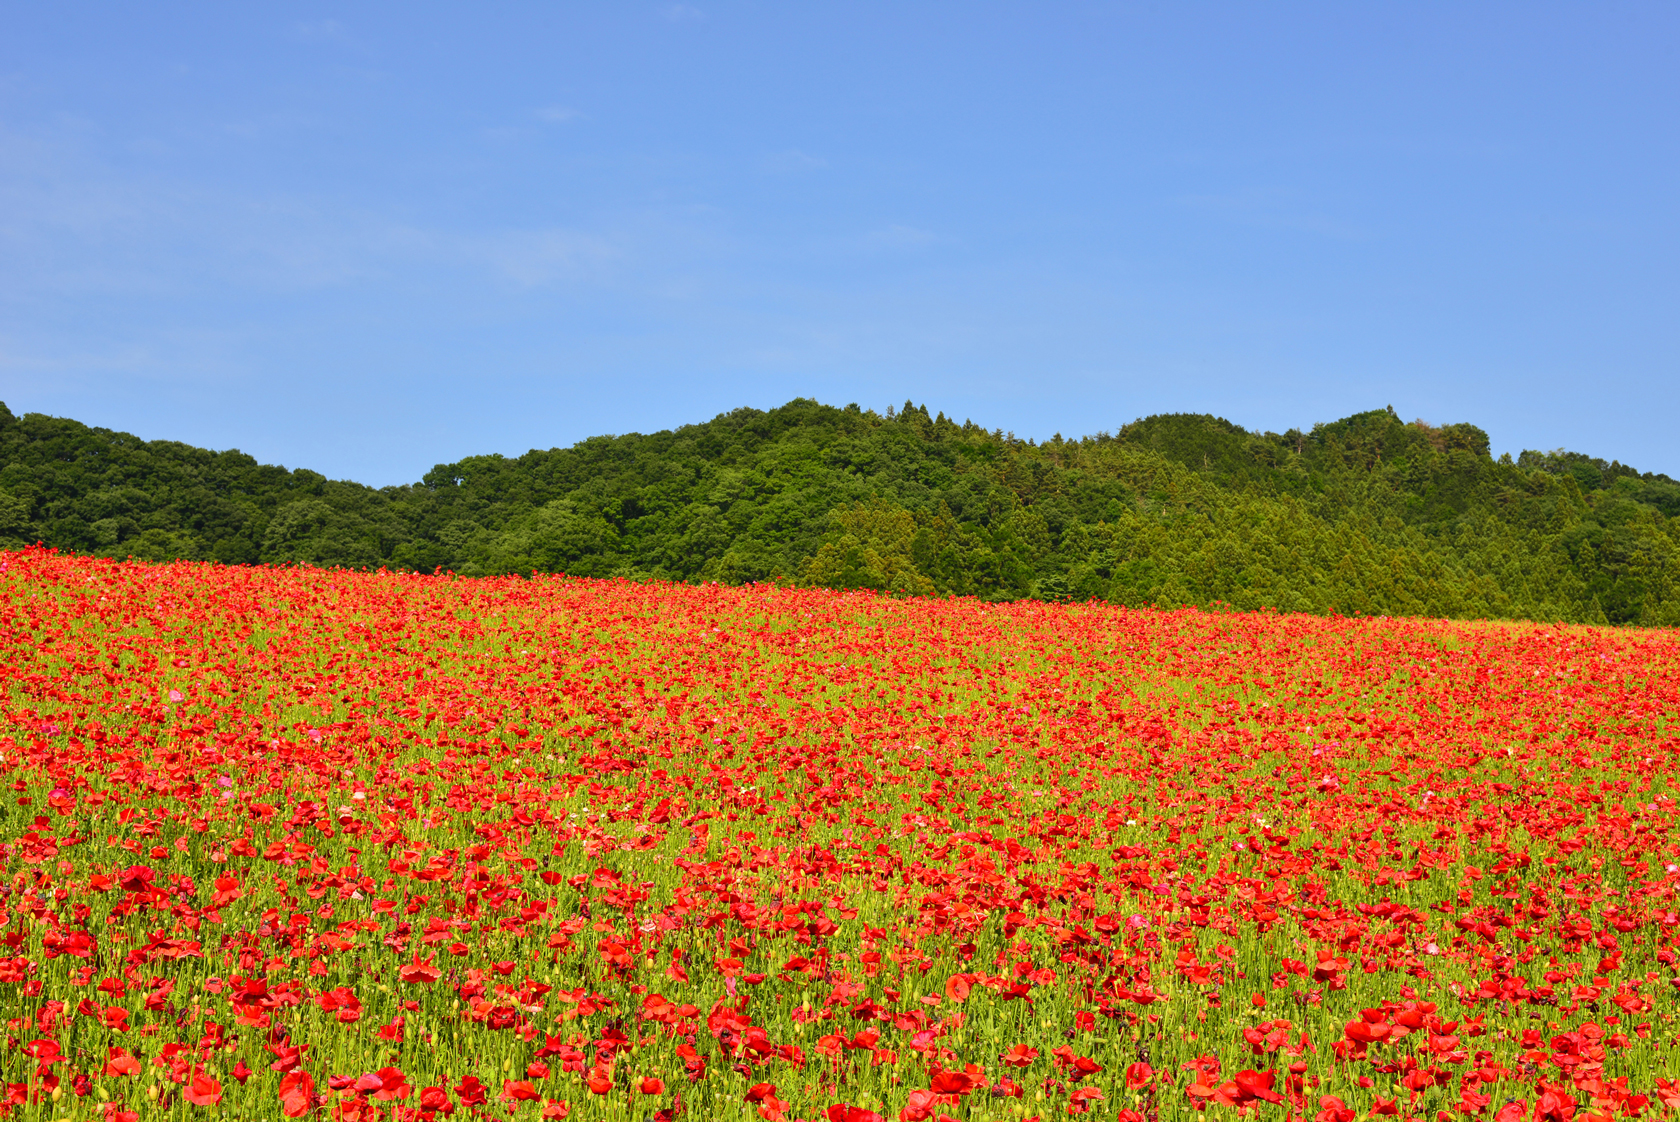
[2,398,1677,625]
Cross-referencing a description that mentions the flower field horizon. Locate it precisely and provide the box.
[2,547,1679,1122]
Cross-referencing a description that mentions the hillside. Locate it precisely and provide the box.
[1,398,1677,625]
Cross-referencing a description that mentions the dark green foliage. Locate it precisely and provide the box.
[2,397,1677,625]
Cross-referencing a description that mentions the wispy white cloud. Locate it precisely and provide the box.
[661,4,704,23]
[290,19,349,43]
[458,228,622,287]
[760,149,826,174]
[1172,187,1369,241]
[536,105,584,124]
[0,121,632,297]
[865,224,936,250]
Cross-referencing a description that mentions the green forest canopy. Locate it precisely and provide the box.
[2,398,1677,626]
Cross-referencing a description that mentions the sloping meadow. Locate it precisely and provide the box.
[1,548,1678,1121]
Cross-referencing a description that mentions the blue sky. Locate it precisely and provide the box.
[2,3,1676,484]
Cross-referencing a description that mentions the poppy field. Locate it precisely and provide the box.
[3,548,1680,1122]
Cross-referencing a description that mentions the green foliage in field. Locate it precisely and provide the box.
[3,398,1678,625]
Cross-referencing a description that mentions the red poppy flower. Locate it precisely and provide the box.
[1001,1044,1038,1068]
[501,1080,539,1103]
[183,1072,222,1107]
[455,1076,487,1106]
[25,1040,61,1063]
[399,955,441,984]
[419,1086,454,1116]
[279,1071,315,1119]
[825,1107,885,1122]
[929,1071,973,1094]
[372,1067,411,1101]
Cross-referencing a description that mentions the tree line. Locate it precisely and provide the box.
[2,398,1677,626]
